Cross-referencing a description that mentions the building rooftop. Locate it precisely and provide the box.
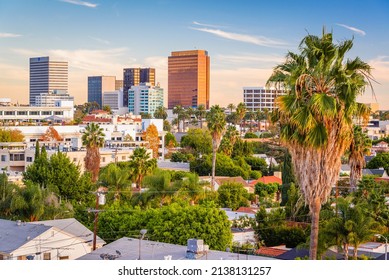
[77,237,276,260]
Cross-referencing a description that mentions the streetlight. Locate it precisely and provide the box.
[138,229,147,260]
[375,234,388,260]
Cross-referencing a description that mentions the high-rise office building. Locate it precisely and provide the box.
[128,83,164,117]
[29,57,68,106]
[243,87,285,112]
[168,50,210,109]
[123,68,155,107]
[87,76,116,108]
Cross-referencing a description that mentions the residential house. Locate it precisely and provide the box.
[0,218,104,260]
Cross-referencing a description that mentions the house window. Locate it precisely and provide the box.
[17,255,27,260]
[122,156,126,160]
[43,253,51,260]
[1,155,6,162]
[59,256,69,260]
[102,157,105,162]
[26,157,33,162]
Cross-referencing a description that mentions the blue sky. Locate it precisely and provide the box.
[1,0,388,109]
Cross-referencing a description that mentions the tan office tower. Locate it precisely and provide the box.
[168,50,210,109]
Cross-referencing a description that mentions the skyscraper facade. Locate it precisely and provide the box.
[29,56,68,106]
[87,76,116,108]
[168,50,210,109]
[128,83,164,117]
[123,68,155,107]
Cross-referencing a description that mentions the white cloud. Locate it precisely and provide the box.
[192,21,226,29]
[336,23,366,36]
[0,33,21,38]
[59,0,98,8]
[89,36,110,45]
[191,27,287,48]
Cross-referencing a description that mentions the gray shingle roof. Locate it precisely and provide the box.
[0,219,51,254]
[30,218,105,246]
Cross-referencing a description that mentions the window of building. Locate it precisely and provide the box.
[17,111,27,115]
[59,256,69,260]
[4,111,15,115]
[1,155,6,162]
[29,111,40,115]
[42,111,51,115]
[43,253,51,260]
[26,157,33,162]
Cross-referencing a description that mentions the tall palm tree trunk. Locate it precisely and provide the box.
[309,197,321,260]
[211,141,217,191]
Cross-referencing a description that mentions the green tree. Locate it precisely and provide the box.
[235,102,247,135]
[129,147,157,190]
[267,30,374,259]
[82,123,105,182]
[322,197,380,259]
[165,132,177,148]
[180,128,212,156]
[99,163,131,201]
[219,126,239,157]
[217,182,249,210]
[154,105,168,120]
[366,152,389,174]
[10,182,44,222]
[98,203,232,251]
[173,105,185,132]
[348,125,372,191]
[195,104,206,129]
[0,128,24,142]
[206,105,227,190]
[23,145,50,189]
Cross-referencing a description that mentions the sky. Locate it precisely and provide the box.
[0,0,389,109]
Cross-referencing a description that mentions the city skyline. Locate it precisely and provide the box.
[0,0,388,109]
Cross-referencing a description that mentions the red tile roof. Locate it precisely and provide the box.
[250,176,282,186]
[82,115,111,123]
[235,207,258,214]
[256,247,288,257]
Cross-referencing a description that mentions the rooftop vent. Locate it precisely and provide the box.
[186,239,208,259]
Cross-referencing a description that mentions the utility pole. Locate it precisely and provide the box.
[90,189,106,251]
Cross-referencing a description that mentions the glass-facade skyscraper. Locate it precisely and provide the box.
[168,50,210,109]
[123,68,155,107]
[29,56,68,106]
[87,76,116,108]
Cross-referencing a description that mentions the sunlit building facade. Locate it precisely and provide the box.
[123,68,155,107]
[168,50,210,109]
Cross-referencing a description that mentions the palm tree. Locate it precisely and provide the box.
[154,106,168,120]
[82,123,105,182]
[206,105,227,190]
[348,125,372,191]
[129,147,157,190]
[195,104,206,129]
[235,102,246,135]
[323,197,380,259]
[99,163,130,201]
[227,103,235,114]
[173,105,185,132]
[267,29,374,259]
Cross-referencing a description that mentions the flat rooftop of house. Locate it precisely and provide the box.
[77,237,276,260]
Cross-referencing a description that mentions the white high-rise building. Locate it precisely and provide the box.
[243,87,285,111]
[29,57,68,106]
[34,90,74,107]
[128,83,164,117]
